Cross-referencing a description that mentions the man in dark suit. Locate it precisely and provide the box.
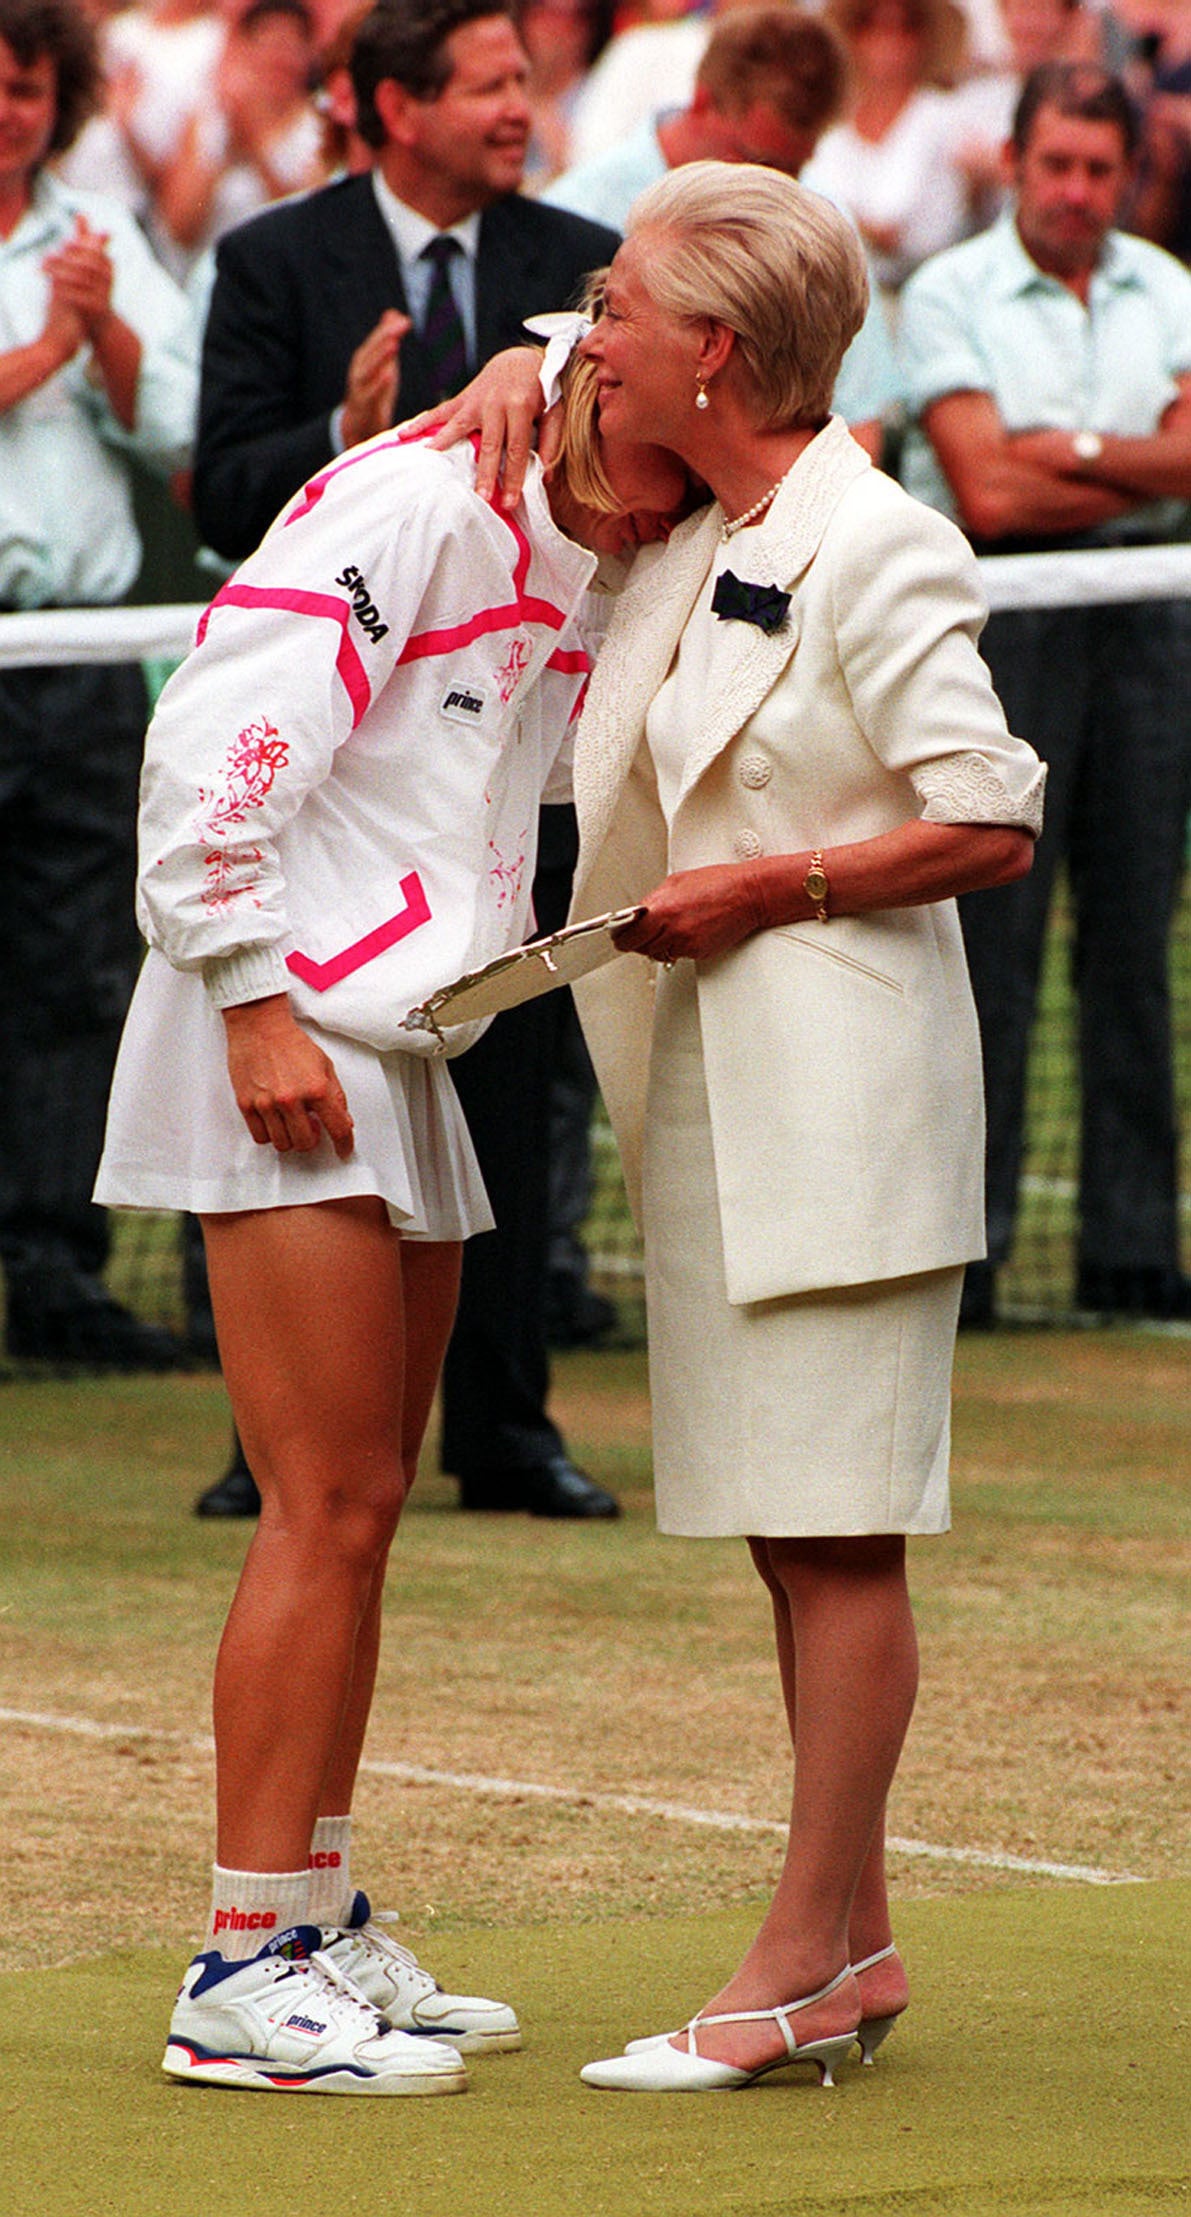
[194,0,619,556]
[194,0,621,1516]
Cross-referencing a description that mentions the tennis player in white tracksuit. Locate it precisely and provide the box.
[96,361,685,2098]
[100,430,603,1224]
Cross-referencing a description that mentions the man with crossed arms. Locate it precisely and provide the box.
[899,60,1191,1326]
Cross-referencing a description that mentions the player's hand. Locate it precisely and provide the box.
[341,309,410,447]
[222,994,355,1158]
[402,346,545,507]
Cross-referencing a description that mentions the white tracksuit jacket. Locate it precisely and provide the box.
[137,432,598,1056]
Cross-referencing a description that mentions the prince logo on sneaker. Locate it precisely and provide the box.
[162,1927,468,2096]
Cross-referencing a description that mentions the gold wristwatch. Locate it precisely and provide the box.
[804,849,829,922]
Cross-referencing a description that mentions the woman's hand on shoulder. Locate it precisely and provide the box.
[221,994,355,1160]
[400,347,546,508]
[613,864,773,965]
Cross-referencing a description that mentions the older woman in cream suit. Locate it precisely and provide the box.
[566,164,1046,2093]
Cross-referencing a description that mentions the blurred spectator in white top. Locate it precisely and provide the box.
[544,4,905,455]
[564,0,728,167]
[58,0,227,261]
[799,0,972,295]
[155,0,327,268]
[521,0,613,185]
[544,2,845,220]
[567,0,1013,168]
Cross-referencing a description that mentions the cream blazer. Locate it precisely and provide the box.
[570,418,1045,1304]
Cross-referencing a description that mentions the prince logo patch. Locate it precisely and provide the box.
[439,681,488,726]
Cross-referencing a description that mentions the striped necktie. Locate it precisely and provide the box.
[420,235,470,403]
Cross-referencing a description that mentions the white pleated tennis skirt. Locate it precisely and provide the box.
[642,963,959,1538]
[94,951,493,1241]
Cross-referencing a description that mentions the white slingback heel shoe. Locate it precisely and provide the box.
[852,1944,906,2064]
[580,1966,857,2092]
[623,1944,908,2067]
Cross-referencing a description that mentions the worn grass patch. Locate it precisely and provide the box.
[0,1332,1187,1977]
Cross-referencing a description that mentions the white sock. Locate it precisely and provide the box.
[205,1865,311,1962]
[308,1813,354,1928]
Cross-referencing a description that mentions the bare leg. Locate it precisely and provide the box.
[202,1199,461,1873]
[751,1539,911,2031]
[317,1238,462,1820]
[682,1534,918,2072]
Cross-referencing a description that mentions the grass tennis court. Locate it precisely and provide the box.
[1,1331,1187,2213]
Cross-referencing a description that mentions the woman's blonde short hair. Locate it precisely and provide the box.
[625,162,869,431]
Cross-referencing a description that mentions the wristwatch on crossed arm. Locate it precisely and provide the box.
[1072,431,1104,469]
[803,850,829,923]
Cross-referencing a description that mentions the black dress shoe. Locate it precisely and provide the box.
[1076,1263,1191,1320]
[524,1456,620,1518]
[195,1455,262,1518]
[6,1280,187,1372]
[459,1455,620,1518]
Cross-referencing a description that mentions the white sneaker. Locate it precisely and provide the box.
[162,1924,469,2095]
[319,1894,521,2055]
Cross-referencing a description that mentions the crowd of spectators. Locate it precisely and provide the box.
[33,0,1191,274]
[2,0,1189,1389]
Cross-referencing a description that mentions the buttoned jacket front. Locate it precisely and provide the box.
[570,419,1045,1303]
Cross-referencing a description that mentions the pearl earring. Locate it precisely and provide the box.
[695,376,710,411]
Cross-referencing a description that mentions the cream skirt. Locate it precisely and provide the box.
[95,951,493,1241]
[641,964,959,1538]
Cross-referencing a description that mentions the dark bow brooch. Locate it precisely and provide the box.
[711,570,791,635]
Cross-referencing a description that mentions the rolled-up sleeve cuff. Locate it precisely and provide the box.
[916,753,1047,838]
[203,944,293,1009]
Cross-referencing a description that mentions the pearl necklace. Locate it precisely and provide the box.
[720,474,787,541]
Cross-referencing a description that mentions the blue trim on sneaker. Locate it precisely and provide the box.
[169,2037,380,2085]
[188,1924,320,1998]
[260,1923,322,1962]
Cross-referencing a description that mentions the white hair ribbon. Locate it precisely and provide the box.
[524,310,594,410]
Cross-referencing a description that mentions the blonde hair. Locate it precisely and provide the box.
[626,162,869,430]
[548,284,623,518]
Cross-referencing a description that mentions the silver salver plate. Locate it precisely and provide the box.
[401,907,645,1042]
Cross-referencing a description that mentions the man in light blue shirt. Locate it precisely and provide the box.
[544,4,903,458]
[0,0,198,1369]
[898,61,1191,1324]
